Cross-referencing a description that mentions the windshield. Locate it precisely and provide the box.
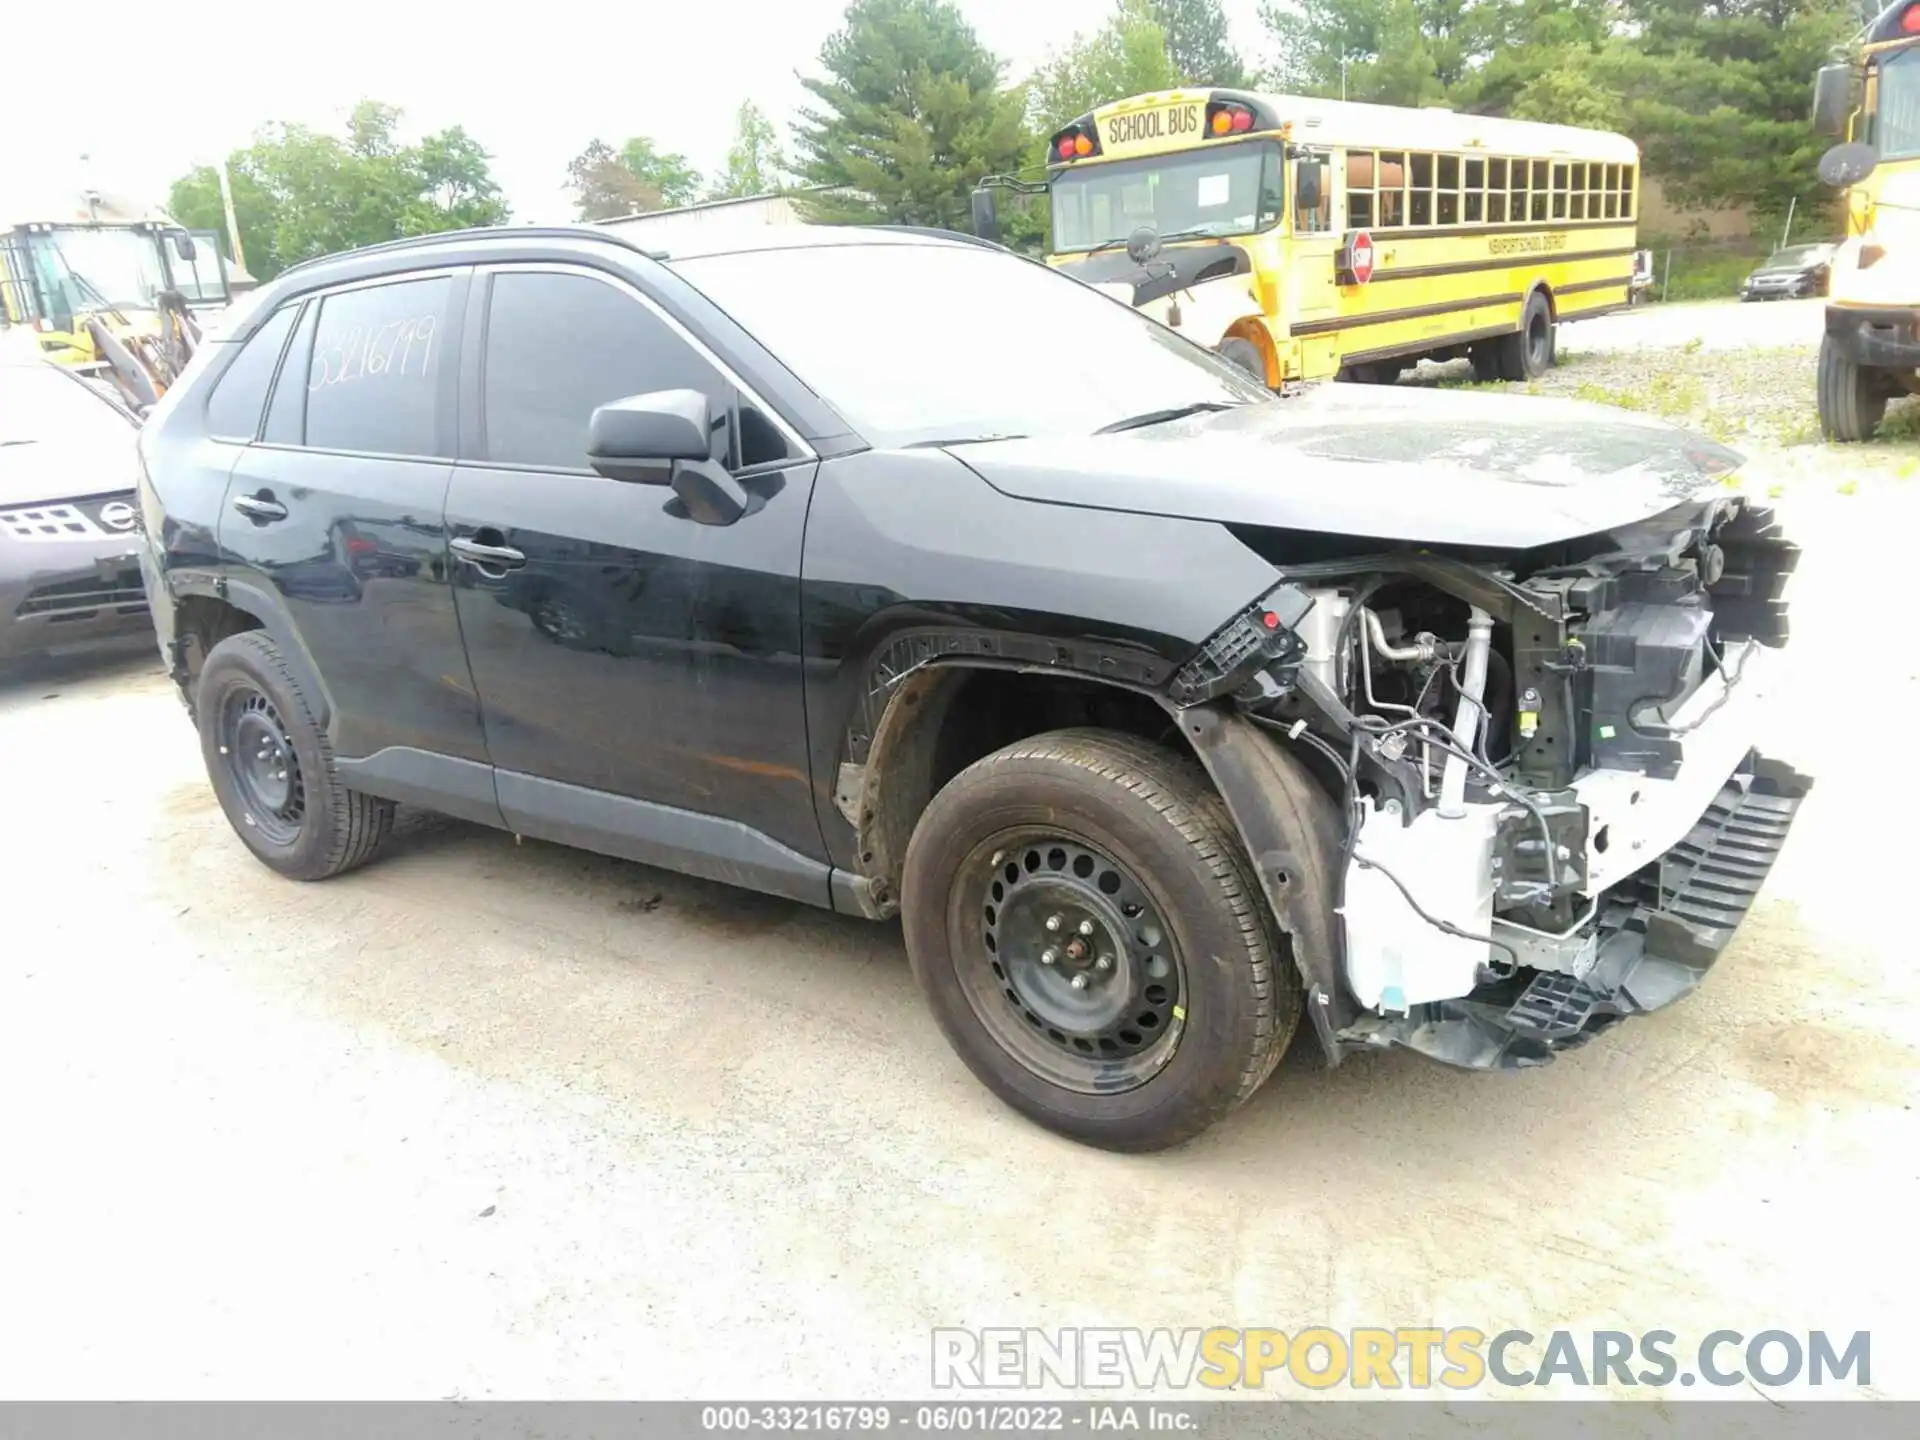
[1764,246,1825,267]
[1050,142,1284,254]
[26,227,169,317]
[673,241,1269,448]
[1874,46,1920,160]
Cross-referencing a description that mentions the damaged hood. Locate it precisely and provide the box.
[953,383,1744,550]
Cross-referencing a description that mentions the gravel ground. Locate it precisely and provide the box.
[3,301,1917,1410]
[1409,298,1920,491]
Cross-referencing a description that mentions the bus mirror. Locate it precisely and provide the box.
[1819,140,1879,189]
[172,232,198,263]
[971,188,1001,244]
[1812,63,1853,138]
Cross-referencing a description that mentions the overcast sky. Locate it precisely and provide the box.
[4,0,1270,227]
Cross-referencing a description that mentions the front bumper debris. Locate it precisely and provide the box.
[1345,751,1810,1070]
[1826,302,1920,369]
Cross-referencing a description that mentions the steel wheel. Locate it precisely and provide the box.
[955,830,1186,1094]
[218,684,306,846]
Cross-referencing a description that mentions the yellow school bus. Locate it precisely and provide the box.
[1810,0,1920,440]
[974,89,1640,388]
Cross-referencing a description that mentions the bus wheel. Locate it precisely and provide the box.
[1497,293,1554,381]
[1817,334,1887,442]
[1217,337,1268,385]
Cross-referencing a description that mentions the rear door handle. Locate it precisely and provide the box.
[450,535,527,570]
[231,493,288,522]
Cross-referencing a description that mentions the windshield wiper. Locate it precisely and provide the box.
[1094,401,1239,435]
[1084,226,1221,258]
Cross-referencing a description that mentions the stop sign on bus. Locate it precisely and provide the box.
[1347,230,1375,285]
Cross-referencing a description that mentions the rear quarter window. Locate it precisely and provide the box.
[204,304,298,441]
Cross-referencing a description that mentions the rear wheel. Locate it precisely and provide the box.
[900,729,1301,1152]
[1816,333,1886,443]
[197,631,393,880]
[1496,291,1555,380]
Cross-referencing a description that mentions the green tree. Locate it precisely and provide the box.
[709,102,788,199]
[1146,0,1249,87]
[1261,0,1502,102]
[1029,0,1184,133]
[567,139,663,220]
[566,135,702,220]
[166,103,509,279]
[791,0,1030,228]
[167,164,276,276]
[618,137,704,208]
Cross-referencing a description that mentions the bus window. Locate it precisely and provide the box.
[1874,47,1920,156]
[1531,161,1550,220]
[1620,165,1636,219]
[1489,158,1508,222]
[1570,163,1586,219]
[1379,152,1407,226]
[1346,152,1375,228]
[1411,153,1433,225]
[1293,150,1332,233]
[1464,158,1485,222]
[1439,154,1460,224]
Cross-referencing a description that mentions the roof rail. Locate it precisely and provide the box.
[276,224,669,278]
[874,224,1008,251]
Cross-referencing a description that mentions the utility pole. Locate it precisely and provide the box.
[216,160,247,275]
[1781,195,1798,250]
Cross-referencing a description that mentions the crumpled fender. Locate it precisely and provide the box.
[1177,705,1353,1065]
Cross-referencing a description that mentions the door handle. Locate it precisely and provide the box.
[450,535,527,570]
[231,493,287,522]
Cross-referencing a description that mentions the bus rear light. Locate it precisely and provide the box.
[1056,137,1076,159]
[1904,2,1920,33]
[1051,125,1100,162]
[1074,133,1092,155]
[1211,111,1232,135]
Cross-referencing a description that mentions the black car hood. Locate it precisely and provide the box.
[948,383,1744,550]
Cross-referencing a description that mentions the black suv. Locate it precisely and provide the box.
[137,225,1808,1151]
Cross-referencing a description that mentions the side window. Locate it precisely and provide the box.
[480,269,795,472]
[262,301,317,446]
[304,276,451,457]
[204,304,298,441]
[1292,151,1331,234]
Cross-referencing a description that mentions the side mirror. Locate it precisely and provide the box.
[1812,62,1854,139]
[1125,224,1162,265]
[971,187,1001,244]
[1819,140,1879,189]
[172,232,198,263]
[587,388,748,526]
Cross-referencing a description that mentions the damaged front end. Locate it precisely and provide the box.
[1173,492,1810,1071]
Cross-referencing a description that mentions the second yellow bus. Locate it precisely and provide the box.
[974,89,1641,388]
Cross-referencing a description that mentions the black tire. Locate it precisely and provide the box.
[1216,337,1267,385]
[1817,333,1886,443]
[900,729,1302,1152]
[1468,343,1502,383]
[1496,291,1554,381]
[196,630,393,880]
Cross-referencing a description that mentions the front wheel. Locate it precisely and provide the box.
[1216,336,1268,385]
[900,729,1301,1152]
[1816,333,1887,443]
